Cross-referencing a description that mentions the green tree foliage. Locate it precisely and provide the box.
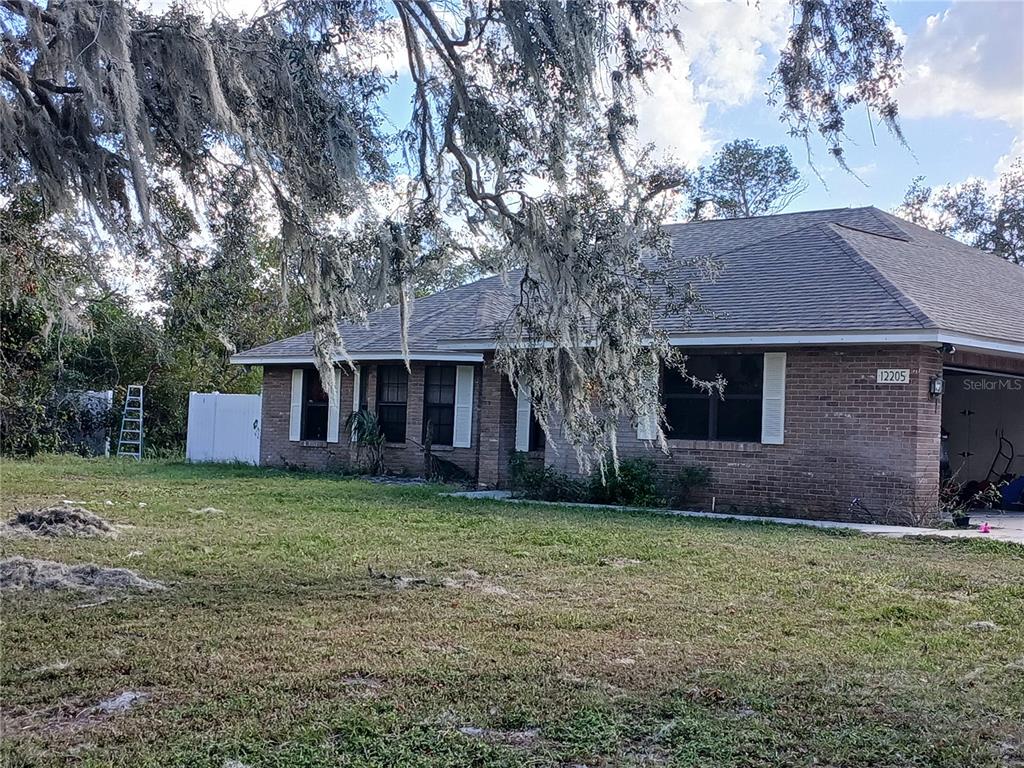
[1,0,906,467]
[897,159,1024,265]
[0,191,104,455]
[691,139,806,220]
[0,189,306,456]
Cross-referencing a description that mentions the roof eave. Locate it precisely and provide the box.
[229,350,486,366]
[441,330,1024,357]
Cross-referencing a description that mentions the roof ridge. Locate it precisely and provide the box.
[703,218,851,259]
[663,205,872,228]
[418,269,517,301]
[832,212,912,243]
[324,270,514,333]
[864,207,918,237]
[822,224,936,330]
[471,271,518,332]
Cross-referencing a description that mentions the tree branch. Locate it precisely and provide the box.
[1,0,60,28]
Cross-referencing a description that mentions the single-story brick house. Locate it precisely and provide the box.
[232,207,1024,523]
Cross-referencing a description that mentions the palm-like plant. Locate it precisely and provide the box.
[346,409,385,475]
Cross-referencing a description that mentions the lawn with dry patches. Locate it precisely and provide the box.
[2,456,1023,767]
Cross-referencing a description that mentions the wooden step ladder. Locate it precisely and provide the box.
[116,385,144,460]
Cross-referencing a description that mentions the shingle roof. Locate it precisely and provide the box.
[232,207,1024,363]
[233,272,519,361]
[829,211,1024,344]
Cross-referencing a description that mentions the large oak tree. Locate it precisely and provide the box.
[691,139,806,220]
[1,0,904,466]
[898,159,1023,266]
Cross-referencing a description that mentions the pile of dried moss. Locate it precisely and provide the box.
[0,557,163,593]
[3,505,117,538]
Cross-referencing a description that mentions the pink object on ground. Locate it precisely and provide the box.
[979,521,991,534]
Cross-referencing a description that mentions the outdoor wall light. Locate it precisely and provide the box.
[929,376,945,397]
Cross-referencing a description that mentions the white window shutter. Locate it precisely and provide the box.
[515,384,531,452]
[636,366,659,441]
[327,368,342,443]
[289,369,303,442]
[453,365,475,448]
[761,352,787,444]
[350,365,361,442]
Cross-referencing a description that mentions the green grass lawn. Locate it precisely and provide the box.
[2,457,1023,767]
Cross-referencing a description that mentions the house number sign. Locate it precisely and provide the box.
[876,368,910,384]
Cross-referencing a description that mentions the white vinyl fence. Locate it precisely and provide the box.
[185,392,261,465]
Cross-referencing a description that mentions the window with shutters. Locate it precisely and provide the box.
[423,366,456,446]
[301,370,329,441]
[376,365,408,443]
[663,354,763,442]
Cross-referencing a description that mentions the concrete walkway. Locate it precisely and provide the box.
[447,490,1024,545]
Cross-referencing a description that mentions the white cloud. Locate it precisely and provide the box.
[994,134,1024,176]
[896,1,1024,128]
[634,0,790,166]
[686,0,791,106]
[634,68,713,167]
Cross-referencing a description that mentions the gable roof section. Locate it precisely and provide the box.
[232,207,1024,364]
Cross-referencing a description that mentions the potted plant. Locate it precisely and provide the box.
[940,477,1005,529]
[951,508,972,529]
[940,476,972,528]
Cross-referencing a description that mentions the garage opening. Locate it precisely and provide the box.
[941,367,1024,511]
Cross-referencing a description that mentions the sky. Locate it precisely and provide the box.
[148,0,1023,215]
[633,0,1024,215]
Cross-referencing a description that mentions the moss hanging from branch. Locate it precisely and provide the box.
[2,0,906,465]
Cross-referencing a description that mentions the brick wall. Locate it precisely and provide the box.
[476,360,520,488]
[544,345,945,524]
[259,361,502,480]
[257,344,1017,523]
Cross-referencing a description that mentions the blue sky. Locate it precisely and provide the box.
[631,0,1023,214]
[779,0,1022,211]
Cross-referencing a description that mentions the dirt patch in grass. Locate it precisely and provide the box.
[456,725,542,748]
[367,565,433,590]
[965,620,1000,631]
[599,557,642,568]
[442,568,518,597]
[0,557,164,593]
[339,674,385,698]
[368,565,517,597]
[91,691,149,714]
[4,690,152,738]
[2,506,117,539]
